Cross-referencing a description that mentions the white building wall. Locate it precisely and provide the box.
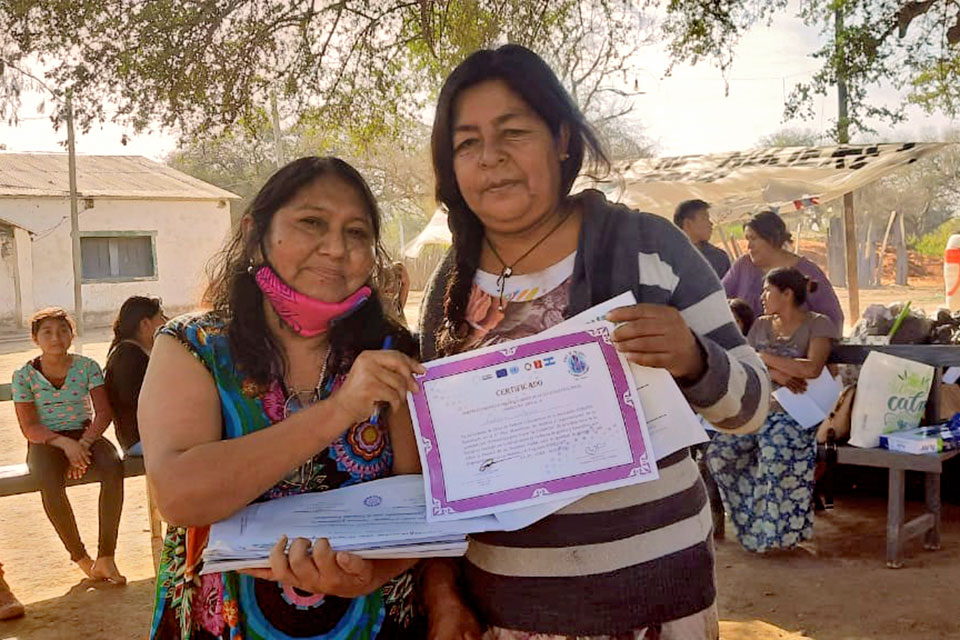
[0,197,231,328]
[13,227,33,326]
[0,224,17,324]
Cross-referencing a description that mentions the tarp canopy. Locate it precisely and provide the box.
[404,208,449,258]
[582,142,950,221]
[403,143,952,254]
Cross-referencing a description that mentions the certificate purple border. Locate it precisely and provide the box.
[411,327,652,517]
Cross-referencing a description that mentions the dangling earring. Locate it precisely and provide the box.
[246,258,256,275]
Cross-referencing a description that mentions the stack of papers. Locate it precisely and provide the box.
[201,475,499,574]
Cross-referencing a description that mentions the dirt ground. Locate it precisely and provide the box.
[2,293,959,639]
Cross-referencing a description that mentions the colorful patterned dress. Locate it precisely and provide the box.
[150,313,424,640]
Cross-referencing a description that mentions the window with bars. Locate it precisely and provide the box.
[80,234,156,281]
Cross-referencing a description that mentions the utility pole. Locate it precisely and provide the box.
[270,91,283,169]
[66,90,84,337]
[836,5,860,322]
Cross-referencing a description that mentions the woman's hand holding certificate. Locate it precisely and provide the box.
[408,322,659,521]
[607,303,705,382]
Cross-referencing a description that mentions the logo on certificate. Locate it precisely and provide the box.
[564,351,589,377]
[363,495,383,507]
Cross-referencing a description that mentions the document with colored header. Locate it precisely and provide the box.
[408,323,658,522]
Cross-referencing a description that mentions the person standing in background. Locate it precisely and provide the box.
[674,199,731,278]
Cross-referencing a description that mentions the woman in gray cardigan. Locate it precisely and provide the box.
[418,45,769,640]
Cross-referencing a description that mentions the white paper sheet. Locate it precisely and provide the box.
[772,368,842,428]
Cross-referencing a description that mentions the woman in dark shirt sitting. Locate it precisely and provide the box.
[104,297,167,456]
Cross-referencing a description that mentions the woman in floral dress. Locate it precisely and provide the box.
[139,157,427,639]
[706,267,839,552]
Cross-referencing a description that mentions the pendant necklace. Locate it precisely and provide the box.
[484,210,572,312]
[283,345,332,485]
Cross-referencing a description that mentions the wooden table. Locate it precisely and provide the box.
[825,344,960,567]
[824,444,958,567]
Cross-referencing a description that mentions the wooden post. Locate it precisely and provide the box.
[843,193,860,319]
[66,91,84,336]
[858,217,875,289]
[828,216,846,287]
[887,468,906,569]
[836,5,859,318]
[875,211,898,285]
[896,213,908,286]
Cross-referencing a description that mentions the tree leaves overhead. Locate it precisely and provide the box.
[0,0,649,141]
[657,0,960,139]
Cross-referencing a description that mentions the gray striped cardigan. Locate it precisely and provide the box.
[419,190,769,635]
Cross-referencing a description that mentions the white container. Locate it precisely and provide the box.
[945,234,960,311]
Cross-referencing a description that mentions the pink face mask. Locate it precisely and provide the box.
[254,265,371,337]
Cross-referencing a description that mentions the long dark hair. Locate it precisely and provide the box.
[431,44,609,356]
[108,296,162,356]
[745,210,792,249]
[203,156,416,384]
[765,267,818,307]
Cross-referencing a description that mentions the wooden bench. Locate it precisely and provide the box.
[0,381,164,571]
[824,344,960,568]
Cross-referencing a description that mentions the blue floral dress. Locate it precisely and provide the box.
[150,313,424,640]
[705,312,837,552]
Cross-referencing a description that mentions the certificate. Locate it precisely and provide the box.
[409,324,658,521]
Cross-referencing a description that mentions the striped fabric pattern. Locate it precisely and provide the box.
[418,190,769,635]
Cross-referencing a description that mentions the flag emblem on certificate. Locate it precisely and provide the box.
[564,351,589,376]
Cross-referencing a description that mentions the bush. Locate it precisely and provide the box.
[913,218,960,256]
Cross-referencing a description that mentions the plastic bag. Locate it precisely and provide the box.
[848,352,935,448]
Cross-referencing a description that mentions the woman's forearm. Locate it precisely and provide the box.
[149,398,356,526]
[15,403,59,444]
[83,412,113,441]
[421,558,464,614]
[762,353,821,379]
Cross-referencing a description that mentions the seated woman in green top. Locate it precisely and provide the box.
[12,308,125,584]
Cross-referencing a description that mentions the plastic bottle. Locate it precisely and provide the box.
[945,234,960,311]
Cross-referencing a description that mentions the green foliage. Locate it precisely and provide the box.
[912,218,960,257]
[658,0,960,138]
[0,0,650,142]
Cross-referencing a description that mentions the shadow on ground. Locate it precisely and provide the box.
[0,577,154,640]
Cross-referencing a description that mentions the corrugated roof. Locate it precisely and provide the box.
[0,153,239,200]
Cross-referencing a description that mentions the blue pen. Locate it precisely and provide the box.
[369,335,394,425]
